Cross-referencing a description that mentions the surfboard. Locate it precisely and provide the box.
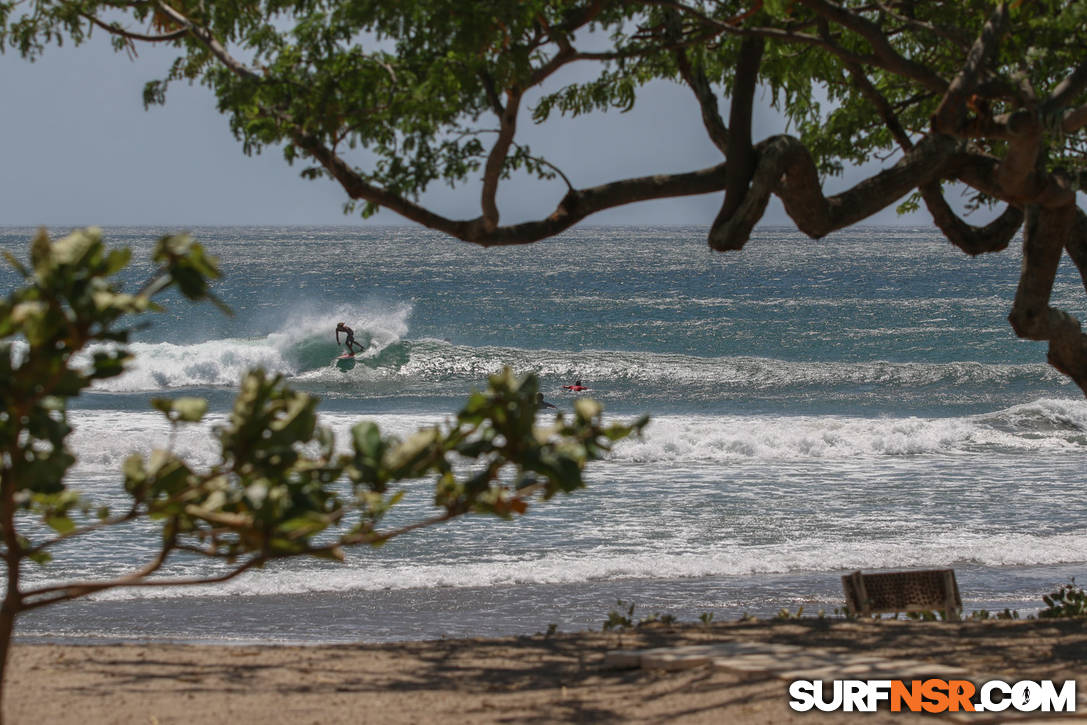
[335,352,356,370]
[562,385,589,391]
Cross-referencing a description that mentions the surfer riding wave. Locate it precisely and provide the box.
[336,322,365,356]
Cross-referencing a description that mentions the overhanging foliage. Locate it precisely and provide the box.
[7,2,1086,390]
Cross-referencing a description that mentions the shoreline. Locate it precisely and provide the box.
[8,619,1087,724]
[13,562,1079,647]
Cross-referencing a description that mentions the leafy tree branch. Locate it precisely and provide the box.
[6,2,1087,386]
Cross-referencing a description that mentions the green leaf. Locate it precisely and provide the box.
[2,250,29,278]
[312,546,345,562]
[573,398,602,421]
[50,227,99,267]
[45,515,76,535]
[171,397,209,423]
[152,397,209,423]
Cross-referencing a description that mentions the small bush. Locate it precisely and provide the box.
[1039,579,1087,619]
[603,600,636,631]
[968,608,1021,621]
[601,600,676,630]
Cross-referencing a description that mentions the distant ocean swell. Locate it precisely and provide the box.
[66,400,1087,476]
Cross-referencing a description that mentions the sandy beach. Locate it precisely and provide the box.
[6,618,1086,724]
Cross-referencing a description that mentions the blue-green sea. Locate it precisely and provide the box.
[3,224,1087,644]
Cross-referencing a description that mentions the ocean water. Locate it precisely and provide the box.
[3,224,1087,644]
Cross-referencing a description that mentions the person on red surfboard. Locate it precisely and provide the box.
[335,322,364,356]
[562,378,589,392]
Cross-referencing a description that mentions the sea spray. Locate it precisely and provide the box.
[87,302,413,391]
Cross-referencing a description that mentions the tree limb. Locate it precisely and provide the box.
[340,510,456,547]
[1007,204,1087,393]
[1009,205,1066,341]
[796,0,949,94]
[961,101,1087,139]
[478,71,504,117]
[843,57,913,151]
[992,112,1075,207]
[480,89,522,231]
[1060,208,1087,298]
[1043,58,1087,117]
[1058,104,1087,134]
[874,2,973,50]
[527,43,578,88]
[673,48,729,155]
[841,57,1021,259]
[20,538,178,609]
[644,0,947,93]
[920,183,1023,255]
[714,35,764,226]
[952,148,1011,199]
[81,12,188,43]
[23,505,142,558]
[295,130,731,245]
[708,132,962,250]
[509,139,575,192]
[151,1,259,81]
[19,550,266,611]
[931,1,1009,135]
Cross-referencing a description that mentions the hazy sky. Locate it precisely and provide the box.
[2,30,934,229]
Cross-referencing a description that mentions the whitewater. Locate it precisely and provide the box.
[2,224,1086,643]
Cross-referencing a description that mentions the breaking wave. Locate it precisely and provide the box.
[86,303,411,391]
[65,398,1087,475]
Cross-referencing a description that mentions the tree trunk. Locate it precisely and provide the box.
[0,591,17,725]
[0,467,21,725]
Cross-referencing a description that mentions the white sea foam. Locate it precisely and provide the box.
[53,530,1087,601]
[47,397,1087,606]
[100,339,296,391]
[613,403,1087,462]
[84,302,412,392]
[67,411,450,475]
[64,399,1087,476]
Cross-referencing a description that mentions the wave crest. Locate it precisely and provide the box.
[88,303,411,391]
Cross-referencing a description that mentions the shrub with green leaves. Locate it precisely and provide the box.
[0,228,645,719]
[1039,580,1087,619]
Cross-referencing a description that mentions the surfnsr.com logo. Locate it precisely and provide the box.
[789,679,1077,713]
